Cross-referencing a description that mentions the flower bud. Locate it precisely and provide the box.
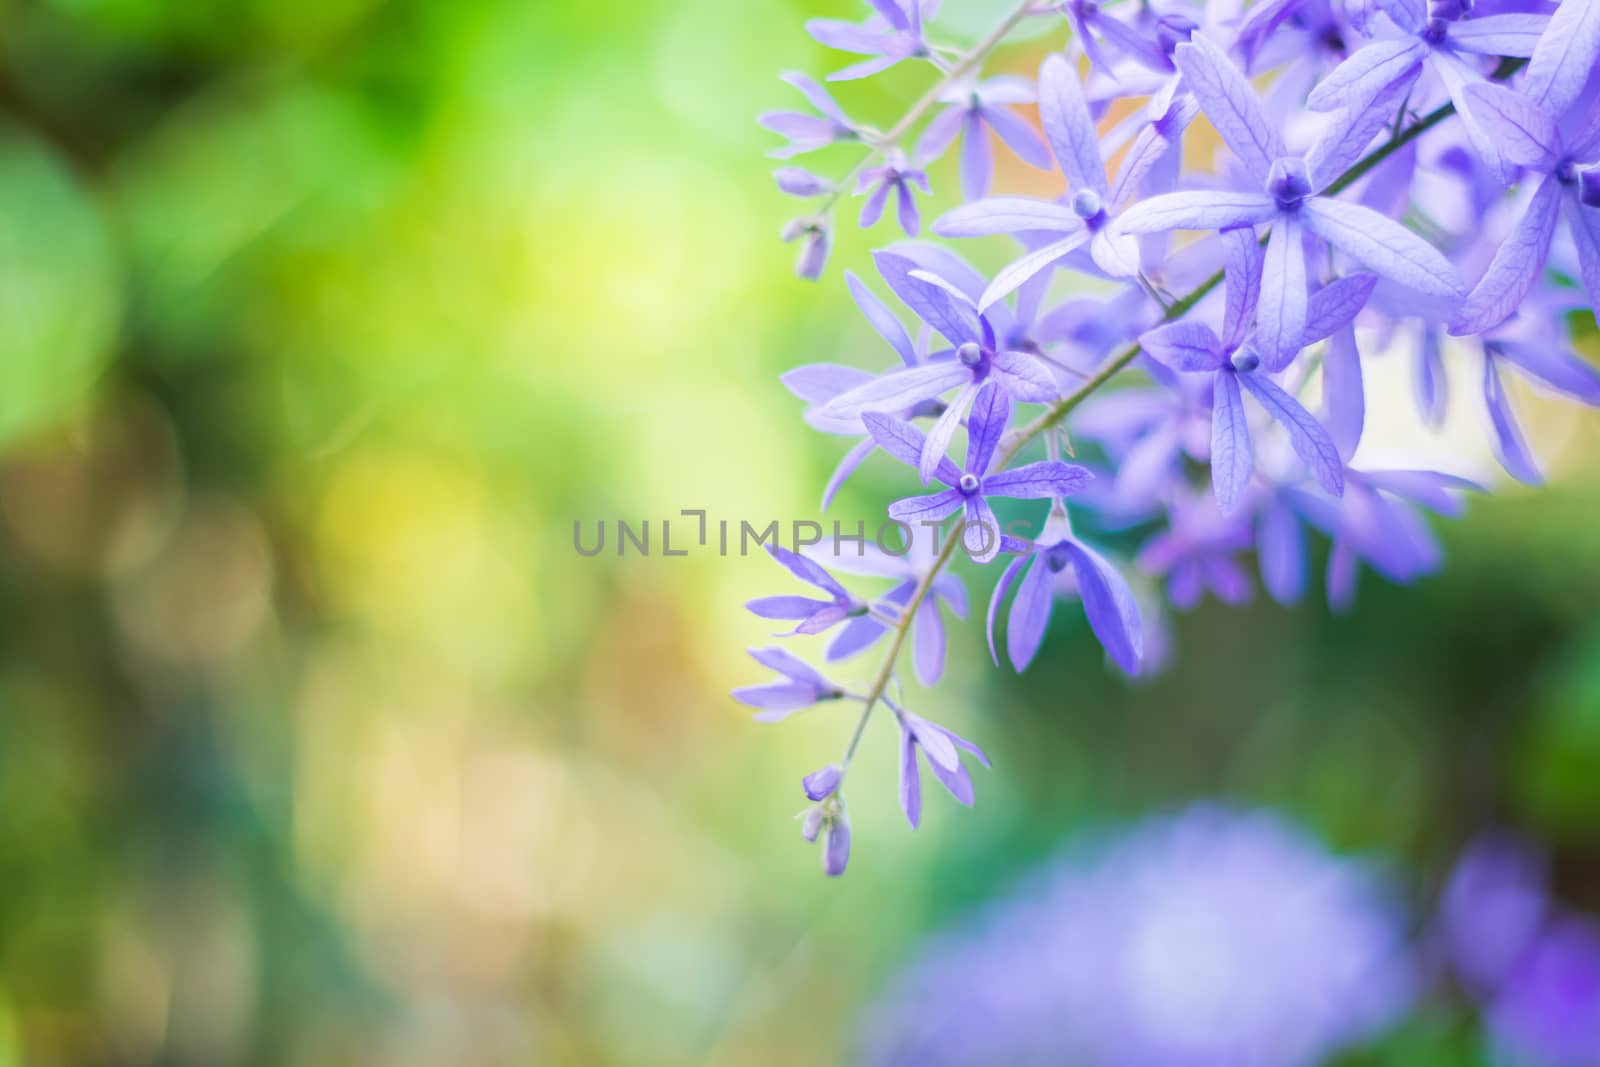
[823,811,852,877]
[774,167,832,198]
[801,805,825,842]
[1581,167,1600,209]
[802,763,843,801]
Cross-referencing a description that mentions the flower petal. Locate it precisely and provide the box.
[1211,369,1253,514]
[1301,198,1463,298]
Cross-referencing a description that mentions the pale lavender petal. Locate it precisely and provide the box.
[793,603,853,635]
[780,71,850,125]
[749,645,832,688]
[992,350,1060,403]
[961,112,993,200]
[827,612,889,660]
[1301,198,1464,298]
[1459,83,1561,171]
[896,183,921,236]
[1495,340,1600,404]
[1447,13,1550,57]
[848,271,919,367]
[934,573,969,618]
[803,764,843,801]
[966,381,1011,475]
[1221,225,1265,349]
[1211,369,1253,514]
[899,729,922,828]
[915,105,966,164]
[983,461,1095,499]
[1258,497,1306,604]
[963,496,1003,563]
[783,363,876,405]
[775,166,832,196]
[933,197,1084,237]
[889,487,967,523]
[1257,214,1308,371]
[979,230,1091,310]
[866,0,910,31]
[862,411,965,485]
[859,182,891,228]
[1300,273,1377,345]
[1064,541,1143,673]
[1141,320,1227,372]
[746,594,833,620]
[924,751,975,806]
[1090,227,1142,278]
[1305,39,1426,113]
[1172,33,1286,184]
[822,437,877,511]
[1485,355,1544,485]
[912,596,946,685]
[1007,554,1054,670]
[1039,52,1108,194]
[874,250,982,345]
[983,105,1053,170]
[819,360,970,419]
[987,552,1031,666]
[1305,74,1415,191]
[1452,175,1561,335]
[920,383,975,485]
[806,20,890,54]
[1237,371,1345,496]
[1116,190,1277,234]
[1324,325,1366,462]
[1524,0,1600,120]
[1562,193,1600,318]
[737,683,824,717]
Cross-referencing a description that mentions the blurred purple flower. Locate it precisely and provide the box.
[858,148,932,235]
[808,539,968,686]
[889,697,989,828]
[917,75,1053,199]
[746,543,866,635]
[856,805,1415,1066]
[731,646,846,722]
[760,72,859,159]
[808,0,940,82]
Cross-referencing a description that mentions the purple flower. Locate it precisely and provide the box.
[916,75,1053,199]
[1440,832,1550,995]
[759,72,858,158]
[1137,491,1258,609]
[822,806,852,876]
[745,543,865,634]
[808,540,969,686]
[855,805,1415,1066]
[858,148,932,235]
[1117,33,1464,369]
[865,382,1095,562]
[1138,228,1360,511]
[731,646,846,721]
[986,510,1144,673]
[1057,0,1197,77]
[818,252,1059,481]
[932,54,1156,304]
[774,166,833,198]
[1305,0,1552,181]
[1489,918,1600,1066]
[781,215,832,280]
[807,0,938,82]
[890,697,990,827]
[1448,82,1600,333]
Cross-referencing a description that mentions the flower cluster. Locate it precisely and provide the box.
[745,0,1600,875]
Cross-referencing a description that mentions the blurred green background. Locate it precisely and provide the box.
[1,0,1599,1064]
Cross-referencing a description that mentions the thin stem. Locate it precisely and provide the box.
[817,0,1040,215]
[828,81,1493,797]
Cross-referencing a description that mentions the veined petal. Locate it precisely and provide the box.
[1040,52,1108,194]
[1172,33,1286,185]
[933,197,1084,237]
[874,250,982,346]
[962,496,1003,563]
[862,411,964,485]
[1300,273,1377,345]
[1257,214,1308,372]
[1305,39,1426,113]
[919,382,975,485]
[979,230,1091,310]
[966,381,1010,476]
[983,105,1053,171]
[1005,552,1053,670]
[983,461,1095,499]
[1221,226,1265,350]
[1116,191,1277,235]
[1211,369,1253,514]
[1140,320,1227,372]
[987,551,1032,666]
[1237,371,1345,497]
[992,350,1060,404]
[1451,175,1561,335]
[888,487,967,523]
[1323,325,1366,463]
[783,363,875,404]
[1459,83,1561,172]
[1524,0,1600,120]
[1064,541,1143,674]
[1447,13,1550,58]
[1562,193,1600,320]
[1301,198,1464,298]
[818,361,970,419]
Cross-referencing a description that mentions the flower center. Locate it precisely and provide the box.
[958,472,981,494]
[1422,16,1448,44]
[957,342,984,367]
[1231,347,1260,373]
[1044,544,1072,573]
[1267,158,1312,209]
[1072,188,1105,225]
